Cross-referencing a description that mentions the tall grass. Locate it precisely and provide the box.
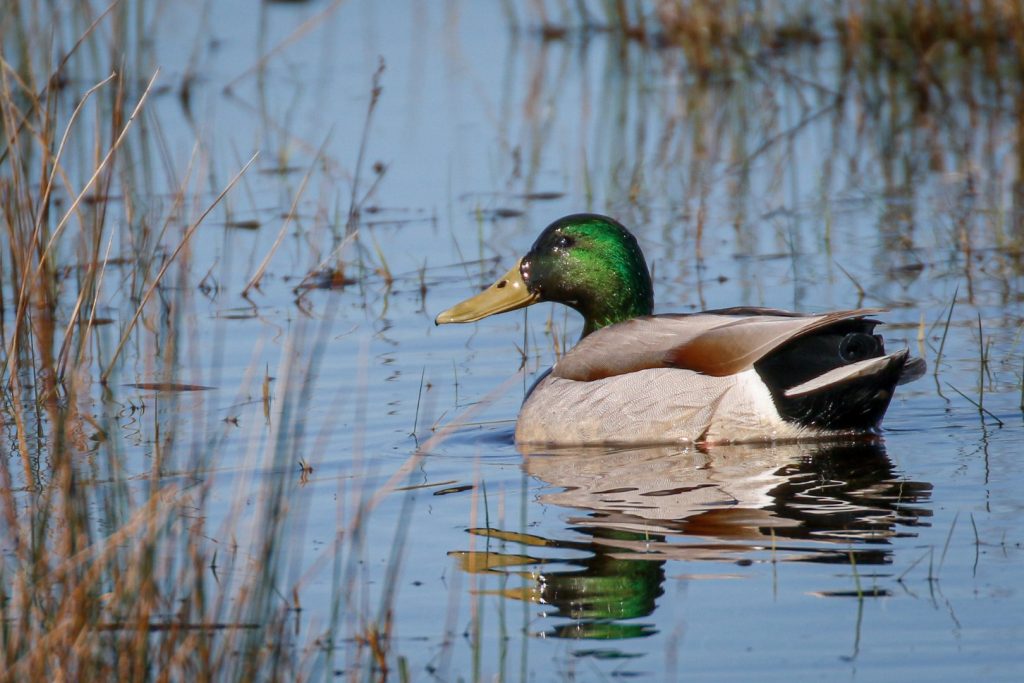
[0,2,406,680]
[512,1,1024,90]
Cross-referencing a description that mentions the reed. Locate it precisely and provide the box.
[516,1,1024,85]
[0,2,413,680]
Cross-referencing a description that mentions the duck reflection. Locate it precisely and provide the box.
[450,441,931,640]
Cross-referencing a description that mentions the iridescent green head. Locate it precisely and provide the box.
[436,214,654,337]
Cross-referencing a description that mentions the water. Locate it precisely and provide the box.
[3,1,1023,680]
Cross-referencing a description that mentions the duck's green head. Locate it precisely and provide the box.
[435,214,653,336]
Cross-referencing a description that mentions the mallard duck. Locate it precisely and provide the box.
[436,213,925,445]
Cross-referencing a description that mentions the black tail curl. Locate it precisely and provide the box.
[754,320,921,432]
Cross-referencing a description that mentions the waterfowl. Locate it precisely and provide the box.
[436,214,925,446]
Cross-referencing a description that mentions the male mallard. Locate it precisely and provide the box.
[436,214,924,445]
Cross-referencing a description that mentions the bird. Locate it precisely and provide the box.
[435,213,925,446]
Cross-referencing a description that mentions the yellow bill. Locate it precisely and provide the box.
[435,260,539,324]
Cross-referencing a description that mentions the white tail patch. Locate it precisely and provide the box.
[784,351,906,398]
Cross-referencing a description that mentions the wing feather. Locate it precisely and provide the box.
[551,308,885,381]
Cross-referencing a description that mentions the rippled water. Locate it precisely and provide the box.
[4,1,1024,680]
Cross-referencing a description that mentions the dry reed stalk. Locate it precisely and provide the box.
[2,3,344,680]
[55,227,115,378]
[1,70,155,384]
[101,152,258,382]
[3,486,179,678]
[346,58,386,234]
[0,0,119,166]
[242,150,317,297]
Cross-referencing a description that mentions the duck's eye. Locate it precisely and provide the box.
[839,333,881,363]
[556,235,575,249]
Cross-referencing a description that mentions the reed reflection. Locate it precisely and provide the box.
[452,441,931,640]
